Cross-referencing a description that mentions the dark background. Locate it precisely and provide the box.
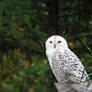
[0,0,92,92]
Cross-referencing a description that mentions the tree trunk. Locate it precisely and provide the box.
[46,1,59,34]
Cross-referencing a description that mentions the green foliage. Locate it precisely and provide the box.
[30,56,53,92]
[0,0,92,92]
[0,51,53,92]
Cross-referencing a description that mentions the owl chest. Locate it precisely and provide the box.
[51,58,68,81]
[51,51,68,71]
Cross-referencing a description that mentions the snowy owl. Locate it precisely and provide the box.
[45,35,92,92]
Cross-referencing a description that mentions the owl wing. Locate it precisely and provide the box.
[59,49,88,83]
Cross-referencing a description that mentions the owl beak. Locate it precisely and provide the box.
[54,44,56,48]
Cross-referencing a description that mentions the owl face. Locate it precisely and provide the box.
[46,35,68,50]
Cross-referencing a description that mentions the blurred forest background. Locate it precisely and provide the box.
[0,0,92,92]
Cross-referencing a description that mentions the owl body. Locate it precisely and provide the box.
[46,35,90,92]
[46,47,88,92]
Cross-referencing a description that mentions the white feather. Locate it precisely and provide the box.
[46,35,92,92]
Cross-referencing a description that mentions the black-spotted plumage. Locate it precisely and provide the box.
[51,49,88,92]
[46,35,92,92]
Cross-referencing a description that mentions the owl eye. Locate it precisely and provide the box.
[58,41,62,43]
[49,41,52,44]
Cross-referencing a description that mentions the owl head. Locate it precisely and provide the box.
[46,35,68,50]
